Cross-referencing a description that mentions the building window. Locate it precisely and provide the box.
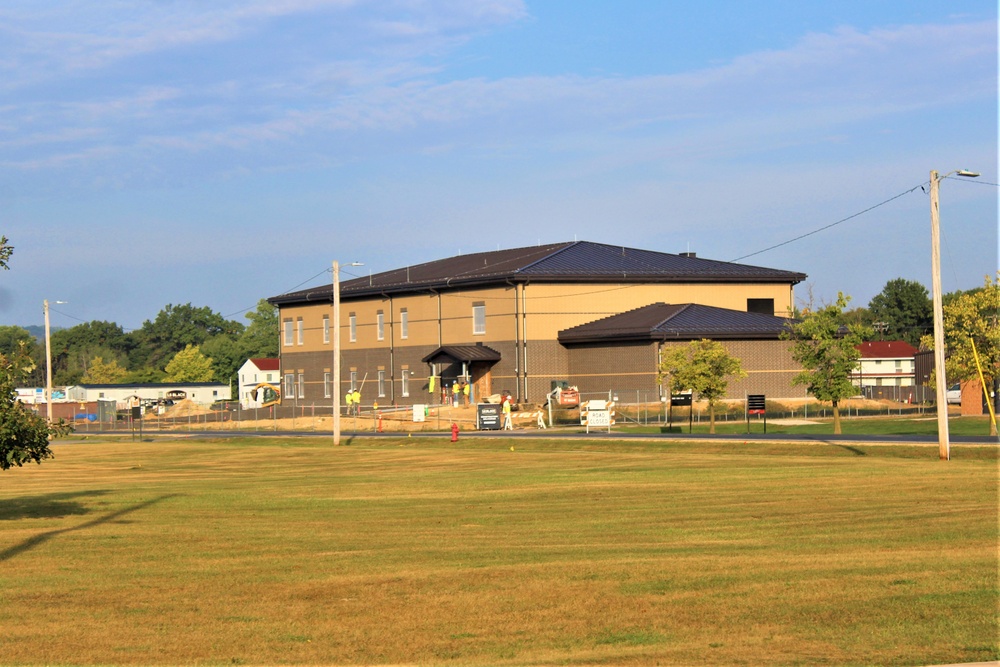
[284,373,295,399]
[400,309,408,339]
[349,314,357,342]
[350,371,358,391]
[401,369,410,397]
[378,370,386,397]
[747,298,775,316]
[297,318,304,345]
[377,311,385,341]
[283,320,293,346]
[323,315,330,344]
[473,303,486,335]
[324,372,331,398]
[298,373,305,399]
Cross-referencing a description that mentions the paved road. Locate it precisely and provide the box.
[66,427,999,446]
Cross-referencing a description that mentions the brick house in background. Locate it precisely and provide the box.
[852,340,918,400]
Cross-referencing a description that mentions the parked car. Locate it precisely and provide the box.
[946,384,961,404]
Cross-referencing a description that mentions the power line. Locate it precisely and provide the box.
[730,183,925,263]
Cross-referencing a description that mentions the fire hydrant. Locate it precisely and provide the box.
[451,422,459,442]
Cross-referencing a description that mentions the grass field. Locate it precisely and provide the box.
[0,436,996,666]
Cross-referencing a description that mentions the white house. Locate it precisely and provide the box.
[853,341,918,389]
[238,358,281,408]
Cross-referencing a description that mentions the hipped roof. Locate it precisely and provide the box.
[558,303,795,344]
[269,241,807,305]
[421,345,502,365]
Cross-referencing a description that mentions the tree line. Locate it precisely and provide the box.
[1,300,279,389]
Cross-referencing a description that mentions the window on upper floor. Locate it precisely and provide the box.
[349,314,357,342]
[377,311,385,341]
[473,303,486,335]
[400,309,408,339]
[296,318,304,345]
[323,315,330,344]
[283,320,293,346]
[747,298,775,316]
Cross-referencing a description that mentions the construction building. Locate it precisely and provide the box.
[267,241,806,407]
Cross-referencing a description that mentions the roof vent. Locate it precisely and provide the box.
[680,252,696,258]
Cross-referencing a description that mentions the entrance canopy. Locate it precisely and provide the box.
[421,345,501,365]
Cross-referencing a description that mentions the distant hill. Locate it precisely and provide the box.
[23,325,62,342]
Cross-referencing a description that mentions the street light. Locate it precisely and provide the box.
[333,260,363,445]
[929,168,979,461]
[43,299,67,424]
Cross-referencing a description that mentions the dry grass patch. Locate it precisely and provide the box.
[0,437,996,666]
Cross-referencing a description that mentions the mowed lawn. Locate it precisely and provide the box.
[0,438,996,666]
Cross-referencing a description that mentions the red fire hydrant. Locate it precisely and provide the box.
[451,422,459,442]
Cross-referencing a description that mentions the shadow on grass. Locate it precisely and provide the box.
[0,490,112,521]
[0,494,179,562]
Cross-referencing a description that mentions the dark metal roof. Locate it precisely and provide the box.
[421,345,502,364]
[558,303,795,344]
[268,241,807,305]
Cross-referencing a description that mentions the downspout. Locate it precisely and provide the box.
[521,281,529,402]
[507,279,521,402]
[383,292,394,404]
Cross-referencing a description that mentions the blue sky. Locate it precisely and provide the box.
[3,0,996,331]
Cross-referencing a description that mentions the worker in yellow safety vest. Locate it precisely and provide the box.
[452,382,460,407]
[345,390,354,416]
[352,389,361,415]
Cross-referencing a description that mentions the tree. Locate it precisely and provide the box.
[783,293,868,434]
[82,356,128,384]
[0,342,69,471]
[924,274,999,436]
[868,278,932,346]
[201,335,242,387]
[0,326,43,385]
[163,344,215,383]
[129,304,243,370]
[50,321,132,385]
[0,236,12,271]
[658,339,747,434]
[239,299,279,359]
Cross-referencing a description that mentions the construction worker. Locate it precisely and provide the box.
[352,388,361,415]
[345,389,354,415]
[502,397,512,430]
[452,382,460,407]
[462,380,470,406]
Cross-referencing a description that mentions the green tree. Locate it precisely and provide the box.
[163,344,215,383]
[783,293,868,434]
[201,335,242,387]
[0,326,43,385]
[923,274,999,436]
[50,321,132,385]
[868,278,932,346]
[129,304,243,370]
[82,356,128,384]
[658,339,747,434]
[0,235,12,270]
[0,342,70,471]
[239,299,279,359]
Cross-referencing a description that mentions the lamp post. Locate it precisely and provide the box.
[43,299,67,424]
[929,169,979,461]
[333,260,363,445]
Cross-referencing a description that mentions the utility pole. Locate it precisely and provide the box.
[333,261,342,445]
[929,168,979,461]
[44,299,53,423]
[333,260,362,446]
